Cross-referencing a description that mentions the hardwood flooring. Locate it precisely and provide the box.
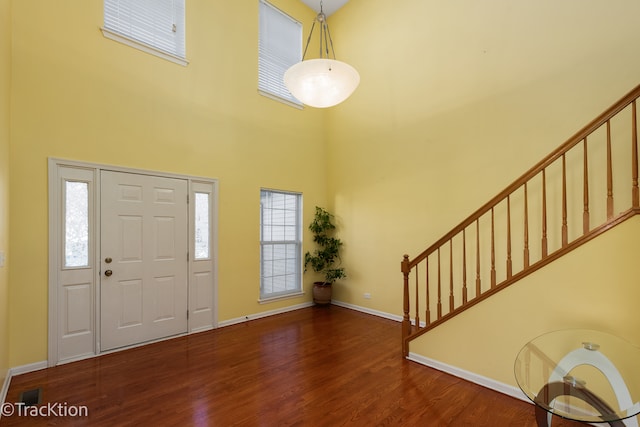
[2,306,584,426]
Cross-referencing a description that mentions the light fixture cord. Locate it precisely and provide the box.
[301,1,337,61]
[301,19,316,60]
[323,15,337,60]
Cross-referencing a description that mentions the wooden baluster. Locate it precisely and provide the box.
[506,196,512,279]
[632,100,639,208]
[462,229,468,304]
[437,248,442,319]
[401,255,411,356]
[583,137,590,234]
[425,257,430,325]
[491,208,496,288]
[475,219,481,297]
[606,120,614,219]
[562,154,568,247]
[449,239,454,312]
[541,169,548,258]
[523,182,530,268]
[414,264,420,329]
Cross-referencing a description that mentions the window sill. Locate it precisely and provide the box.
[101,27,189,67]
[258,90,303,110]
[258,291,305,304]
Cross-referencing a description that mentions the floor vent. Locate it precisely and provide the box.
[18,388,42,406]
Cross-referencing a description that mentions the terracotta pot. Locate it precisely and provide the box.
[312,282,332,305]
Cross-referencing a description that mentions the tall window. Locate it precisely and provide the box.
[258,0,302,107]
[64,181,90,268]
[260,189,302,299]
[103,0,187,65]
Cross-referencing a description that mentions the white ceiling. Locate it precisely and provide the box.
[299,0,349,16]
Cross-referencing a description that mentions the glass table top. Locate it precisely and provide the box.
[514,329,640,424]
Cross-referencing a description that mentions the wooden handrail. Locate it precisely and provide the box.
[402,84,640,357]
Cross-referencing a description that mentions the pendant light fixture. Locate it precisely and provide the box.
[284,1,360,108]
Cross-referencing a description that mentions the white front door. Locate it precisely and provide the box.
[100,171,188,351]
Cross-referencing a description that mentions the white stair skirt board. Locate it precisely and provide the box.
[407,352,529,402]
[335,300,530,402]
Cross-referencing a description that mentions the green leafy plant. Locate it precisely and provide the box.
[304,206,346,284]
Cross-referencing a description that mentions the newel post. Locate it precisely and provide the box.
[401,254,411,357]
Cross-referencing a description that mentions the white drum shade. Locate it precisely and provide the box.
[284,58,360,108]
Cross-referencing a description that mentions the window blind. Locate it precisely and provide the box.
[258,0,302,106]
[104,0,186,59]
[260,190,302,299]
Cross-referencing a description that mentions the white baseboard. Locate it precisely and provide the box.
[218,301,314,327]
[8,361,48,377]
[331,301,529,403]
[1,360,48,408]
[407,352,530,402]
[189,325,215,334]
[407,352,639,426]
[330,300,404,322]
[0,371,10,408]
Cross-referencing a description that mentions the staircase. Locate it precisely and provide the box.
[401,84,640,357]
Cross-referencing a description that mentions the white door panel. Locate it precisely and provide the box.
[100,171,188,351]
[50,160,217,366]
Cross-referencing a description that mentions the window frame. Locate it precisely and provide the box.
[48,158,218,366]
[102,0,188,66]
[258,0,303,108]
[259,189,303,301]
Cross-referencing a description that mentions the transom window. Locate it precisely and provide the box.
[260,189,302,300]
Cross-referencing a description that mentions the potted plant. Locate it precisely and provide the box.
[304,206,346,305]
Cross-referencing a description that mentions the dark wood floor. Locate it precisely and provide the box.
[2,305,584,426]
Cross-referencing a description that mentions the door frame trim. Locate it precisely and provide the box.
[48,158,219,366]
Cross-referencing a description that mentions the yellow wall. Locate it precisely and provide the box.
[325,0,640,382]
[0,0,10,386]
[8,0,324,366]
[6,0,640,395]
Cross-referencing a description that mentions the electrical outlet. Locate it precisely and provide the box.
[364,292,371,299]
[0,251,4,268]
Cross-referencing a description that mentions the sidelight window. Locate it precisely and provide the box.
[194,192,210,260]
[64,181,90,268]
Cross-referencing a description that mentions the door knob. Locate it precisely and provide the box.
[105,257,112,264]
[104,270,113,277]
